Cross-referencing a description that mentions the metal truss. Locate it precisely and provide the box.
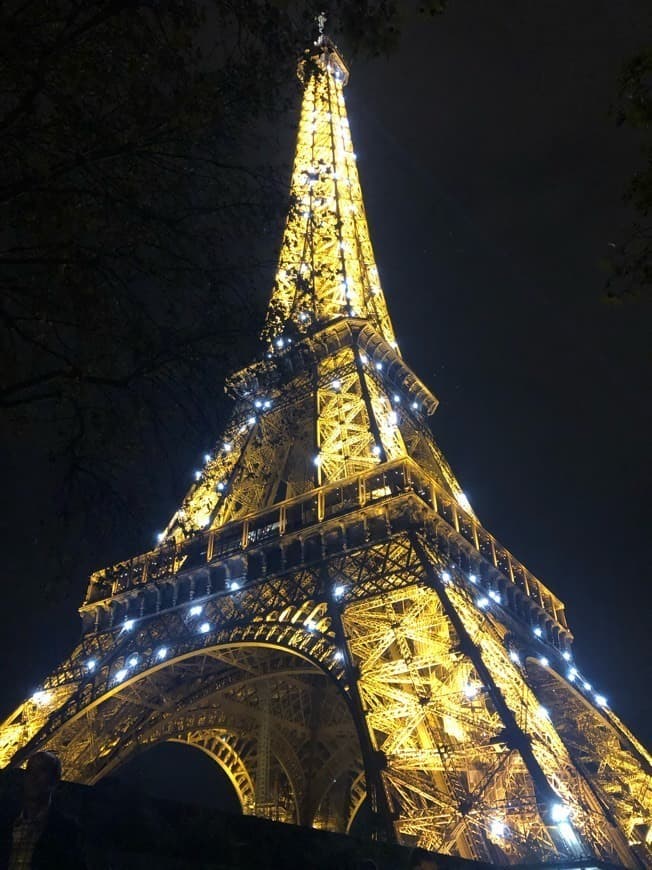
[1,29,650,870]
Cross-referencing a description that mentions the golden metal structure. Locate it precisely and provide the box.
[1,34,650,867]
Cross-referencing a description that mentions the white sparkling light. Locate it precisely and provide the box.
[189,605,203,617]
[477,597,489,609]
[411,401,419,410]
[204,453,212,464]
[123,619,135,631]
[389,411,398,425]
[199,622,210,634]
[248,416,257,426]
[533,626,543,638]
[229,581,241,591]
[539,656,550,667]
[194,470,202,481]
[562,651,572,661]
[537,705,550,719]
[490,820,508,839]
[441,571,451,584]
[469,574,478,584]
[464,683,479,699]
[558,821,577,845]
[583,681,592,691]
[595,694,608,707]
[86,659,96,672]
[551,803,571,823]
[114,669,127,684]
[332,379,342,390]
[217,482,225,492]
[156,647,168,660]
[223,442,232,452]
[31,690,51,706]
[359,353,368,364]
[333,585,346,599]
[128,656,138,668]
[374,361,382,370]
[157,532,165,543]
[509,650,521,664]
[457,492,472,511]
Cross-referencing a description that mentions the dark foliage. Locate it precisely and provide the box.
[606,47,652,300]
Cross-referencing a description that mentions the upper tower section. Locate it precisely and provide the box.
[262,31,399,352]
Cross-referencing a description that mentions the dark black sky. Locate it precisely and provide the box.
[1,0,650,768]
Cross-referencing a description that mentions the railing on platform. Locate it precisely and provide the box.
[86,458,566,631]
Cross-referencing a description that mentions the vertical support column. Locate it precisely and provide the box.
[321,564,396,843]
[255,681,272,816]
[409,532,587,860]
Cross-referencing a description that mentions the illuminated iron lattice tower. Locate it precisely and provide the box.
[2,33,651,868]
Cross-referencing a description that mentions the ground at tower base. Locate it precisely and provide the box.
[0,769,626,870]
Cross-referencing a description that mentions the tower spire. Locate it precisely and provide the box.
[262,29,398,353]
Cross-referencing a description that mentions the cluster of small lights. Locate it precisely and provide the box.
[190,398,271,493]
[500,641,609,713]
[447,569,615,713]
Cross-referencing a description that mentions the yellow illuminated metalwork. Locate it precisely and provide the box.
[1,33,650,869]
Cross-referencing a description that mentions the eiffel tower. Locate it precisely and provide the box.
[1,26,650,868]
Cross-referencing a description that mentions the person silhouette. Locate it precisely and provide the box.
[0,751,85,869]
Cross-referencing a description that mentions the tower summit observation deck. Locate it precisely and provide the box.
[1,23,650,868]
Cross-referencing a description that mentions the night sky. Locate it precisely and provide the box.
[1,0,650,796]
